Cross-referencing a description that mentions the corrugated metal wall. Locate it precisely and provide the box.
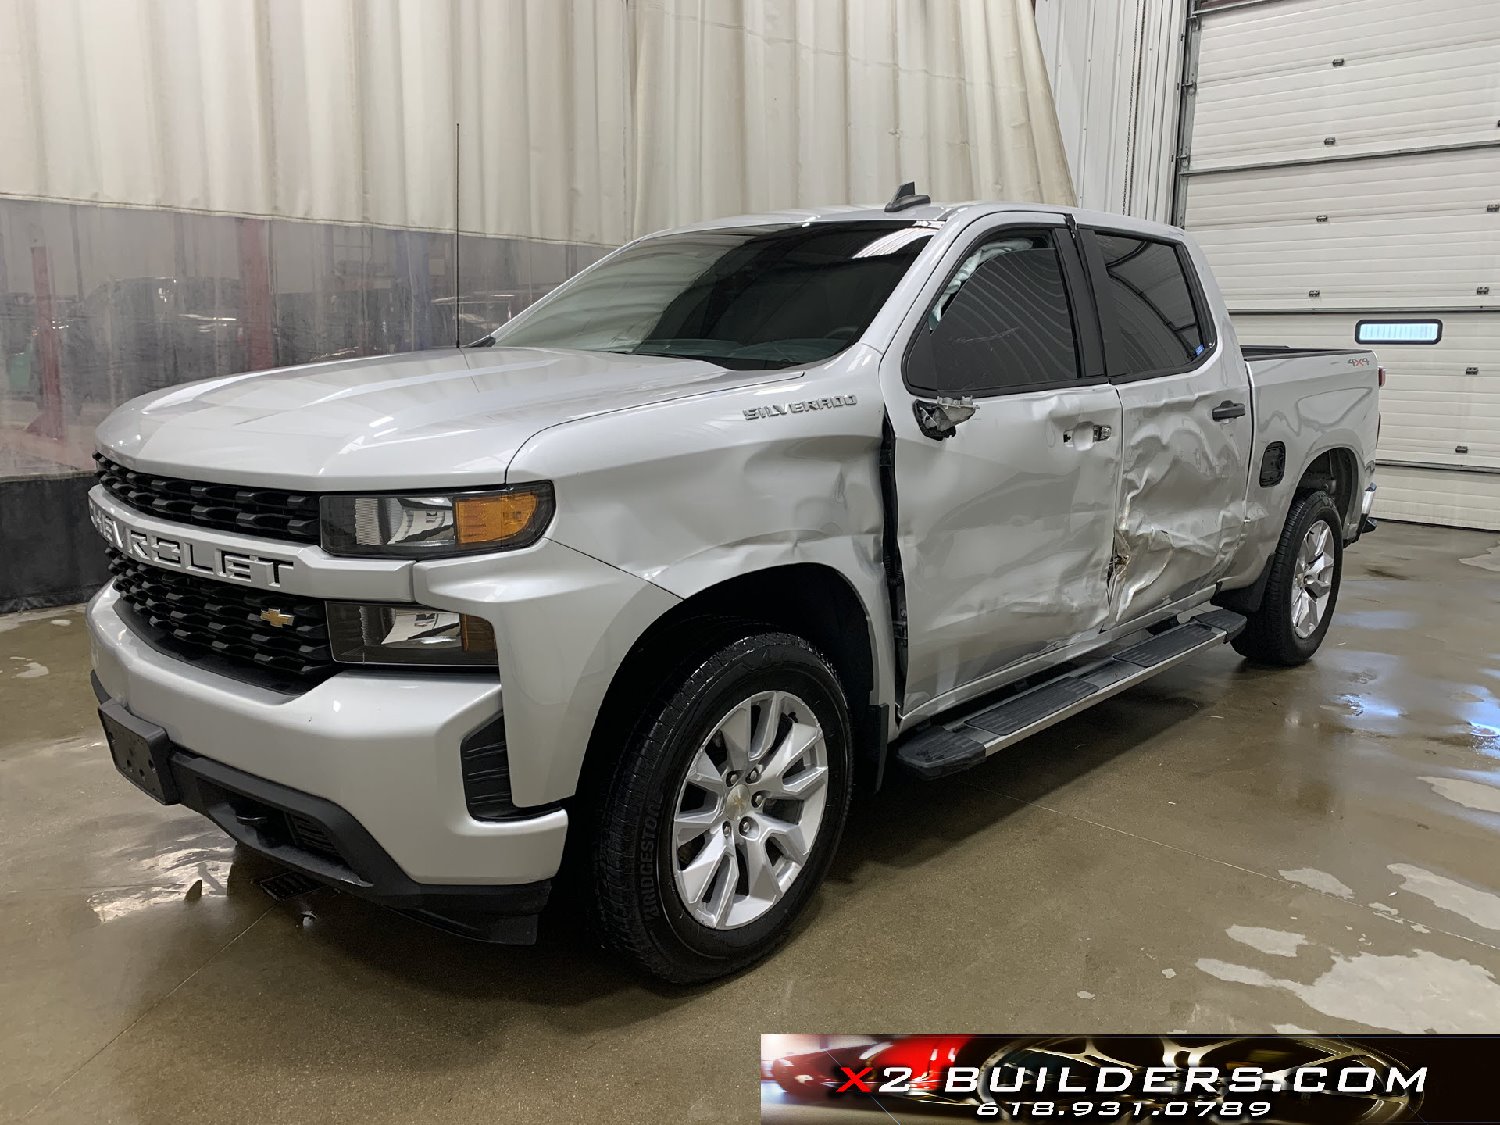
[1033,0,1185,221]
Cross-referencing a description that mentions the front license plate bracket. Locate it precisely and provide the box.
[99,700,180,804]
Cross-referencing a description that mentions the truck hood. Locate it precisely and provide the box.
[96,346,777,488]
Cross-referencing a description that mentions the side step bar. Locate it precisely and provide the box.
[893,608,1247,781]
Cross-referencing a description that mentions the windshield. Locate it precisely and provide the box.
[487,221,934,370]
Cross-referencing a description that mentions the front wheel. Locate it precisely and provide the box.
[589,632,853,983]
[1232,490,1344,666]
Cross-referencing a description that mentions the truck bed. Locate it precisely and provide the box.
[1220,342,1380,590]
[1242,344,1367,362]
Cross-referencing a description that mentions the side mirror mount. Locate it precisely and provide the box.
[912,397,977,441]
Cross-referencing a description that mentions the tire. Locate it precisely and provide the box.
[589,631,853,983]
[1232,489,1343,667]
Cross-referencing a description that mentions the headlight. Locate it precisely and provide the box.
[319,484,554,558]
[326,602,497,667]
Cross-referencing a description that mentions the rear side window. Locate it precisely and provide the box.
[1091,233,1207,376]
[904,230,1081,396]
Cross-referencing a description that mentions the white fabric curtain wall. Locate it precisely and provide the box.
[0,0,634,244]
[0,0,1073,245]
[629,0,1075,234]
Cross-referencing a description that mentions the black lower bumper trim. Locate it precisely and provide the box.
[91,675,550,943]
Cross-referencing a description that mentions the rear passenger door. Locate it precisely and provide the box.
[1080,228,1253,626]
[884,216,1123,716]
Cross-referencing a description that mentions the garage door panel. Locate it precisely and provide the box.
[1378,418,1499,467]
[1192,44,1500,170]
[1378,387,1500,460]
[1183,148,1500,230]
[1195,215,1497,309]
[1197,0,1500,84]
[1232,313,1500,357]
[1375,465,1500,530]
[1188,0,1500,529]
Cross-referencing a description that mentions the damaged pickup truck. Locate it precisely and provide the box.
[86,195,1379,982]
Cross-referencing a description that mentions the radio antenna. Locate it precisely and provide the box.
[453,121,461,348]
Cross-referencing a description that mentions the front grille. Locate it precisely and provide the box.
[107,548,335,683]
[95,454,321,544]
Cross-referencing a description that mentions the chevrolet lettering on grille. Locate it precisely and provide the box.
[89,498,294,589]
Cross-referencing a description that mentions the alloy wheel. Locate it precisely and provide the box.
[1291,518,1335,639]
[669,690,830,930]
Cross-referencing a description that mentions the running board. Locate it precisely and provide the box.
[893,608,1247,781]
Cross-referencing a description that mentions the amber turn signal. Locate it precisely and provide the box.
[460,614,497,653]
[454,489,548,547]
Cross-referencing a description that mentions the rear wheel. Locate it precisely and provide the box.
[1232,490,1343,666]
[590,631,853,983]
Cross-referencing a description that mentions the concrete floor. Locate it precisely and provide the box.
[3,521,1499,1124]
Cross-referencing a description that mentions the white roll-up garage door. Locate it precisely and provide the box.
[1178,0,1500,529]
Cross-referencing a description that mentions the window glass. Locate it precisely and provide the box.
[1355,320,1441,344]
[1093,233,1205,374]
[904,231,1080,395]
[490,222,932,370]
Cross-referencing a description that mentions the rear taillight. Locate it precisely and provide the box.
[1377,365,1386,387]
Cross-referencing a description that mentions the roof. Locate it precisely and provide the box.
[649,201,1189,241]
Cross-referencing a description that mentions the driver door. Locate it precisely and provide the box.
[881,215,1123,717]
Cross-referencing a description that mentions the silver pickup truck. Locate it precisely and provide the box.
[86,194,1379,982]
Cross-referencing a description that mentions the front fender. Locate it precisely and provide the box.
[507,352,899,730]
[415,539,680,807]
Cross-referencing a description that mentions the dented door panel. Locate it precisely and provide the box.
[1108,360,1254,624]
[890,384,1124,713]
[1078,228,1256,626]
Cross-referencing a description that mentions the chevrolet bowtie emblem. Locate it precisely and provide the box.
[259,608,295,628]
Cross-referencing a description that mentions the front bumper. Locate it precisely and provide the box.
[1358,481,1378,535]
[95,670,549,941]
[87,584,568,923]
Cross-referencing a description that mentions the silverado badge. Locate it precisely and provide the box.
[743,394,857,420]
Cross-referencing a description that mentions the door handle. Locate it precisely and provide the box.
[1063,423,1112,445]
[913,398,978,441]
[1210,400,1247,422]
